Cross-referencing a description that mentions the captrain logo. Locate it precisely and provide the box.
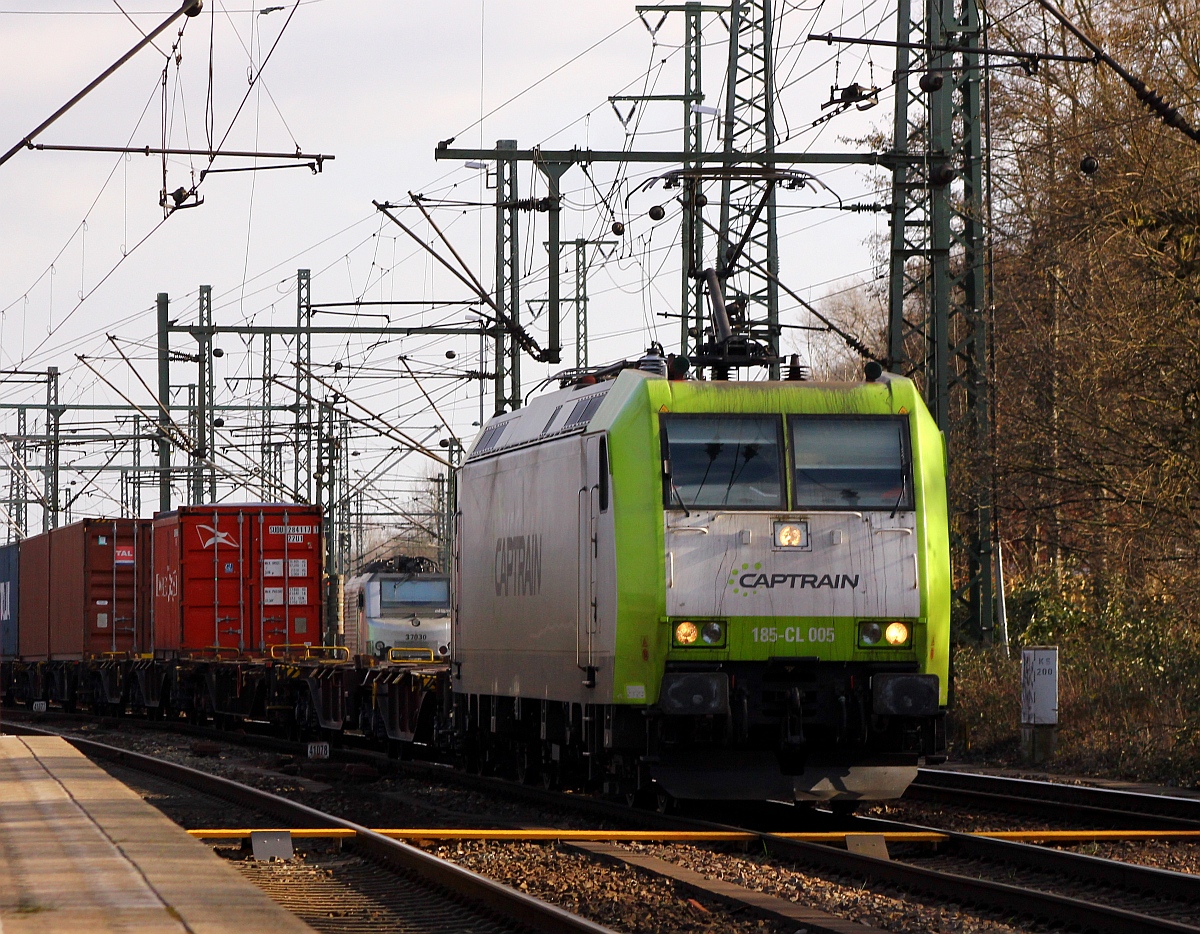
[727,562,860,597]
[494,534,542,596]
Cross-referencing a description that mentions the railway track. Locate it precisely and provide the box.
[908,767,1200,828]
[3,720,609,934]
[14,709,1200,933]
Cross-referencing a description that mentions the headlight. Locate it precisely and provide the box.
[859,621,883,645]
[885,622,910,646]
[774,521,808,548]
[673,620,725,647]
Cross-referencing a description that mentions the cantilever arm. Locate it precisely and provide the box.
[0,0,204,169]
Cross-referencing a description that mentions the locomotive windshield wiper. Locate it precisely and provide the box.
[723,442,759,502]
[670,481,692,517]
[695,442,723,502]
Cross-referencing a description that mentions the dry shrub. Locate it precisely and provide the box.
[950,572,1200,785]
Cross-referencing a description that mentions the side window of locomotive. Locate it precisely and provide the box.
[788,416,913,510]
[598,437,609,512]
[661,415,783,509]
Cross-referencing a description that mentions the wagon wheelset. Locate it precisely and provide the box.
[622,764,656,809]
[539,741,562,791]
[290,689,321,742]
[514,739,541,785]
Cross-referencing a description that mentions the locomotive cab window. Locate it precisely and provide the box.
[380,579,450,609]
[789,415,913,510]
[662,415,783,509]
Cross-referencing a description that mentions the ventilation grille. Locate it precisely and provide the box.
[540,405,563,436]
[563,394,606,430]
[473,422,508,455]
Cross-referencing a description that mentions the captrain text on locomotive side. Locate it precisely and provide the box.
[0,363,949,805]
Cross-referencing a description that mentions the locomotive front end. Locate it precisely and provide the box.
[612,374,950,803]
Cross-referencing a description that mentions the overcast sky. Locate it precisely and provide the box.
[0,0,896,526]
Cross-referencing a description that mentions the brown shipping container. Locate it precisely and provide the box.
[19,519,152,660]
[18,533,50,659]
[153,504,323,653]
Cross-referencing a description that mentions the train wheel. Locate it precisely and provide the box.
[479,738,501,777]
[515,742,540,785]
[292,692,321,741]
[189,701,209,727]
[654,786,675,815]
[540,751,561,791]
[463,732,483,774]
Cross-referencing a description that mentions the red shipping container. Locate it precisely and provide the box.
[152,504,323,653]
[18,519,152,660]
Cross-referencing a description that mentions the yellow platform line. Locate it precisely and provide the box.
[186,827,1200,844]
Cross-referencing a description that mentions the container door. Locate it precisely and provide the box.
[152,517,182,652]
[183,509,248,652]
[0,543,18,658]
[253,508,322,649]
[106,520,139,655]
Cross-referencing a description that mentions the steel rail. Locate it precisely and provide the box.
[912,769,1200,827]
[752,826,1200,934]
[5,723,611,934]
[850,812,1200,905]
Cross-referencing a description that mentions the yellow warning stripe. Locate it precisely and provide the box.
[186,828,1200,844]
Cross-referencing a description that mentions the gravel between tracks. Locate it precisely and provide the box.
[596,842,1039,934]
[425,841,793,934]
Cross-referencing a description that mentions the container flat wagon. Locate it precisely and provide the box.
[2,506,350,729]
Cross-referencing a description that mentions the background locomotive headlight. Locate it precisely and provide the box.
[885,621,911,646]
[674,621,699,645]
[700,621,725,645]
[859,621,883,645]
[774,521,807,548]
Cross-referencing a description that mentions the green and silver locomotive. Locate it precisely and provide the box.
[454,359,949,804]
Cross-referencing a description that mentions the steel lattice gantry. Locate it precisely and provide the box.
[888,0,992,639]
[294,268,314,502]
[192,284,216,505]
[719,0,781,378]
[623,2,722,359]
[494,140,520,415]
